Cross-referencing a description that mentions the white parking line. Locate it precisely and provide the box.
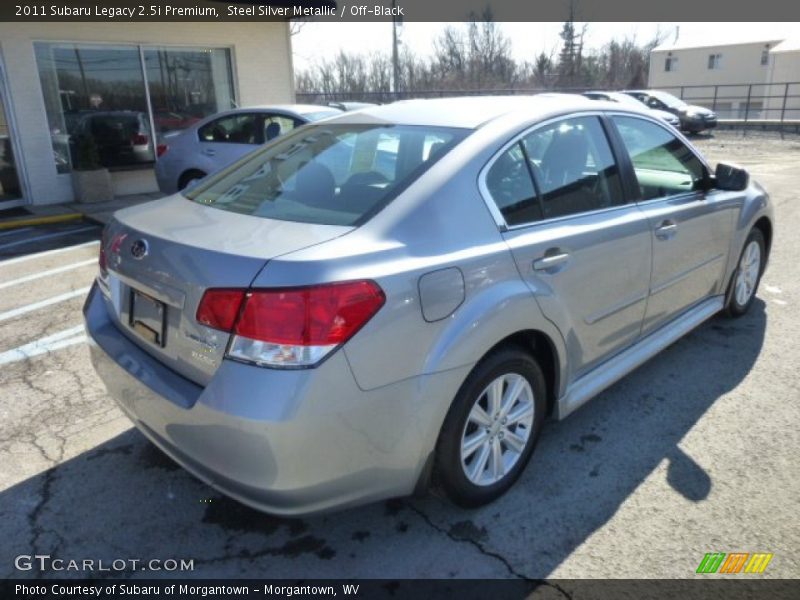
[0,226,98,251]
[0,325,86,366]
[0,259,96,290]
[0,286,90,322]
[0,240,99,267]
[0,227,33,239]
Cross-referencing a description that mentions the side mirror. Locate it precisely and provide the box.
[714,162,749,191]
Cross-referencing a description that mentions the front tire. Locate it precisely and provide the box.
[725,228,766,318]
[434,347,547,508]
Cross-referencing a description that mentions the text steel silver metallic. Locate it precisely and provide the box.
[84,95,773,515]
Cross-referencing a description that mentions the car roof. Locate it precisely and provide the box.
[240,104,342,115]
[324,94,618,129]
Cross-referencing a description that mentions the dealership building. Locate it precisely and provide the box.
[0,22,294,209]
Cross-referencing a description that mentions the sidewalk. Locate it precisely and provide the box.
[0,192,164,229]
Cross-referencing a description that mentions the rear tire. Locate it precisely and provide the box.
[434,347,546,508]
[724,228,766,318]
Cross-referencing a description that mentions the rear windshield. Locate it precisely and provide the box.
[185,123,469,226]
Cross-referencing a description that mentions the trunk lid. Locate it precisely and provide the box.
[102,195,353,385]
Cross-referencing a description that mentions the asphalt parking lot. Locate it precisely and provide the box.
[1,130,798,581]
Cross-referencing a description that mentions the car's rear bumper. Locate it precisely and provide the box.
[83,283,467,515]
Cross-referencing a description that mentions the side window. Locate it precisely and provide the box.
[484,142,542,226]
[612,116,706,201]
[263,115,299,142]
[198,114,259,144]
[521,116,624,220]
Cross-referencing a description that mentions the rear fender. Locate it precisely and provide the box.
[421,279,568,397]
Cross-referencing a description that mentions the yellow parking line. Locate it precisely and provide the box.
[0,213,83,230]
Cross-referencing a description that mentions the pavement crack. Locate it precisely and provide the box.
[28,466,58,558]
[405,503,572,598]
[405,503,525,579]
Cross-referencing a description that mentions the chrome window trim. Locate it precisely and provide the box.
[477,110,630,232]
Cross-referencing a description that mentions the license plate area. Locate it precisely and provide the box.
[129,288,166,347]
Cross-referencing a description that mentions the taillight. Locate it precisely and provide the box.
[131,132,148,145]
[196,289,246,332]
[196,281,385,368]
[156,143,168,157]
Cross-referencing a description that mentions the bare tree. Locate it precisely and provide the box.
[294,17,665,100]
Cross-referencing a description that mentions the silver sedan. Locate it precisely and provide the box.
[154,104,342,193]
[85,95,773,515]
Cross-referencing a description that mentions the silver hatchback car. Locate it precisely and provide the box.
[85,95,773,515]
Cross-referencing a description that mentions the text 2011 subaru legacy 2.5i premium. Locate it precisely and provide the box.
[84,95,773,515]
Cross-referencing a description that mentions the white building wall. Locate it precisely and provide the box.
[765,50,800,119]
[649,41,778,89]
[0,22,293,205]
[649,39,800,120]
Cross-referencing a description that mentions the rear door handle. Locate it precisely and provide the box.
[533,251,570,272]
[655,220,678,239]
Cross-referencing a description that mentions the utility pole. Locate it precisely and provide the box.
[391,0,401,95]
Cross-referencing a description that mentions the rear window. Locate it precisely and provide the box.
[185,124,469,226]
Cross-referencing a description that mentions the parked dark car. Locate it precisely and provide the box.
[70,111,155,167]
[622,90,717,133]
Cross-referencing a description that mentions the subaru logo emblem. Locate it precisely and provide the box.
[130,239,149,260]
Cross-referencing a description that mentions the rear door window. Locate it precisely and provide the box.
[522,116,624,220]
[484,115,624,226]
[484,142,542,226]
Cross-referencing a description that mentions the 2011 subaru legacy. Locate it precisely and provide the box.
[84,95,773,515]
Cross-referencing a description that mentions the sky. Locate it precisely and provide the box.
[292,22,800,72]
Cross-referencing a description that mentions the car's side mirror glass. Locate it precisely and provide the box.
[715,162,749,191]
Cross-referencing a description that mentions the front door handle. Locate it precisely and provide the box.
[202,148,216,156]
[533,251,570,272]
[655,220,678,240]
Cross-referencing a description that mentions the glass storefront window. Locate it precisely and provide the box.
[143,47,234,135]
[0,87,23,202]
[34,43,235,173]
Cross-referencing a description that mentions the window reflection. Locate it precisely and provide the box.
[143,47,234,135]
[35,43,235,173]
